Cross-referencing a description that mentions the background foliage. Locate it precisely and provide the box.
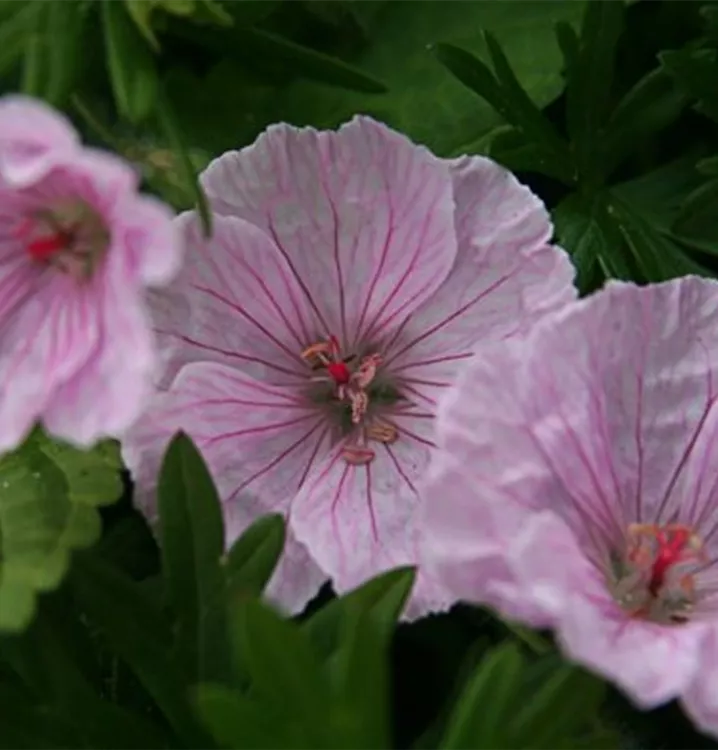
[1,0,718,747]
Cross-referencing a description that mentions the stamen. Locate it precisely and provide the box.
[366,421,398,444]
[611,523,706,624]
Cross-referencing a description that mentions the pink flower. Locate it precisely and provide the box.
[0,95,180,451]
[122,116,575,615]
[421,276,718,737]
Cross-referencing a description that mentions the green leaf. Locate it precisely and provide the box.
[564,0,624,185]
[440,642,525,749]
[512,656,607,749]
[485,32,573,178]
[281,1,584,155]
[194,683,293,749]
[157,432,227,683]
[604,66,687,176]
[171,22,386,94]
[0,433,121,633]
[155,91,213,234]
[21,0,85,106]
[608,194,711,281]
[101,0,159,124]
[0,3,39,81]
[434,39,572,184]
[1,609,169,749]
[660,48,718,124]
[329,606,391,748]
[697,155,718,176]
[672,178,718,253]
[70,552,208,747]
[239,599,333,745]
[223,513,285,603]
[302,567,415,660]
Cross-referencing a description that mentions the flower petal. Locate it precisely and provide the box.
[123,359,328,526]
[201,116,457,345]
[383,155,575,399]
[153,212,318,386]
[682,627,718,739]
[0,273,100,452]
[0,95,78,186]
[290,412,434,603]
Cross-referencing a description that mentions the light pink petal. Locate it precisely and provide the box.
[290,410,436,604]
[123,359,330,525]
[0,272,101,452]
[682,626,718,739]
[200,116,457,344]
[383,156,575,398]
[151,212,317,386]
[41,280,155,446]
[119,194,181,286]
[0,95,78,186]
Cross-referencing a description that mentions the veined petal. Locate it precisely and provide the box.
[200,116,457,345]
[123,360,329,537]
[384,156,575,394]
[155,212,317,385]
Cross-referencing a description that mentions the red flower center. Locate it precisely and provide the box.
[613,522,706,624]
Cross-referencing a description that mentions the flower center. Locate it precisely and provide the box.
[16,199,109,280]
[609,523,706,625]
[300,335,399,465]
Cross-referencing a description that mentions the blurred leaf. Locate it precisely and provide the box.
[158,432,228,683]
[282,1,584,155]
[661,48,718,124]
[175,22,387,94]
[155,91,213,234]
[440,642,525,749]
[0,432,121,633]
[1,611,168,749]
[71,552,207,746]
[604,66,687,176]
[101,0,159,124]
[239,599,334,746]
[673,178,718,252]
[223,514,285,603]
[554,20,579,73]
[564,0,624,186]
[0,3,39,80]
[194,683,293,749]
[21,0,85,106]
[697,154,718,176]
[303,566,415,659]
[513,654,607,749]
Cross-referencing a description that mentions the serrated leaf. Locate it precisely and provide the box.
[0,433,120,633]
[440,642,525,749]
[488,126,574,182]
[157,432,227,683]
[564,0,624,186]
[604,66,687,176]
[302,567,415,660]
[70,552,208,747]
[102,0,159,124]
[661,48,718,124]
[672,177,718,253]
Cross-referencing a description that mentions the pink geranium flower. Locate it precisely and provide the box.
[421,276,718,737]
[0,95,180,451]
[122,116,575,615]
